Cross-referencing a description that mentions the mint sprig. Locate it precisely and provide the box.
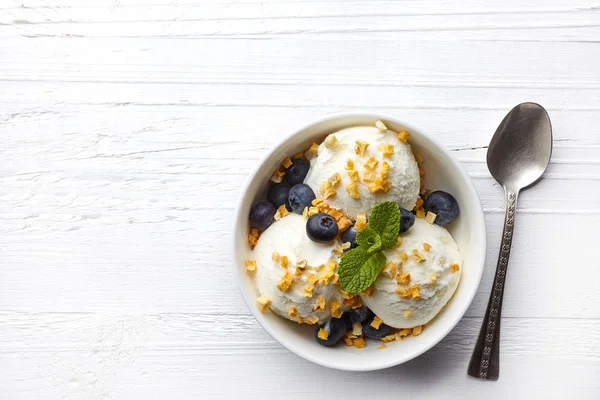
[338,202,401,293]
[356,228,381,254]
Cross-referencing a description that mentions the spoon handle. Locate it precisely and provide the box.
[468,189,519,381]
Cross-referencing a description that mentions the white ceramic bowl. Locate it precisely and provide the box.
[232,113,486,371]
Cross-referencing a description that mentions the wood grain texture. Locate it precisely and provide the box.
[1,0,599,399]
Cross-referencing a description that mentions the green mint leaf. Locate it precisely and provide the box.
[338,247,387,293]
[368,201,401,249]
[356,228,382,254]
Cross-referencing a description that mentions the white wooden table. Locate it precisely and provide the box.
[1,1,599,398]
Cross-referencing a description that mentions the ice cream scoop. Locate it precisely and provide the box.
[360,219,461,328]
[304,126,420,219]
[253,213,344,323]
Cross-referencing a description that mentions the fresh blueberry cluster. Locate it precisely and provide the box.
[249,158,314,232]
[314,305,397,346]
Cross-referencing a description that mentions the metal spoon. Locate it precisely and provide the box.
[467,102,553,381]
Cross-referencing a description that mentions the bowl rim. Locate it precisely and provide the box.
[232,112,487,371]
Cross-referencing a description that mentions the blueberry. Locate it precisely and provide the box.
[399,207,415,233]
[346,306,373,324]
[306,213,339,244]
[314,314,350,346]
[267,183,291,210]
[288,184,316,214]
[341,225,358,249]
[285,159,310,186]
[361,316,395,339]
[424,190,459,226]
[249,201,276,232]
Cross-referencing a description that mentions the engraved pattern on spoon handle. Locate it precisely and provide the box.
[468,189,518,381]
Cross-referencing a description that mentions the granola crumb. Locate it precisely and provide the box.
[256,295,271,312]
[345,159,355,170]
[415,207,426,218]
[423,242,432,252]
[363,170,377,183]
[280,255,289,268]
[450,263,460,273]
[429,273,438,283]
[425,211,437,224]
[412,325,423,336]
[320,180,337,199]
[293,152,305,159]
[354,140,369,155]
[329,299,343,318]
[396,284,420,299]
[324,135,339,149]
[352,322,363,336]
[379,144,395,157]
[395,237,403,247]
[282,156,293,169]
[303,284,314,297]
[271,251,281,262]
[302,207,309,219]
[399,251,409,261]
[361,285,375,297]
[378,343,387,349]
[317,328,329,340]
[353,336,366,348]
[382,261,397,278]
[355,213,368,230]
[381,334,396,343]
[347,169,360,182]
[329,172,342,187]
[245,259,257,273]
[415,196,424,208]
[396,272,411,285]
[364,156,379,170]
[399,328,412,337]
[375,120,388,131]
[412,249,426,263]
[397,130,410,142]
[346,183,360,199]
[403,310,413,318]
[344,337,354,346]
[307,273,318,285]
[288,307,298,318]
[368,177,391,194]
[307,206,319,217]
[248,233,258,247]
[332,273,339,284]
[313,295,326,312]
[415,153,424,163]
[370,316,383,329]
[270,168,285,183]
[381,161,390,179]
[276,271,294,292]
[306,316,319,325]
[306,142,320,159]
[274,204,290,221]
[409,285,421,299]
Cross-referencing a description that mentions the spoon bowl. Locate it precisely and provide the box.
[487,103,553,190]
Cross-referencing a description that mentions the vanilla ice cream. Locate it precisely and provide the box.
[253,213,344,323]
[360,219,462,328]
[304,126,420,219]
